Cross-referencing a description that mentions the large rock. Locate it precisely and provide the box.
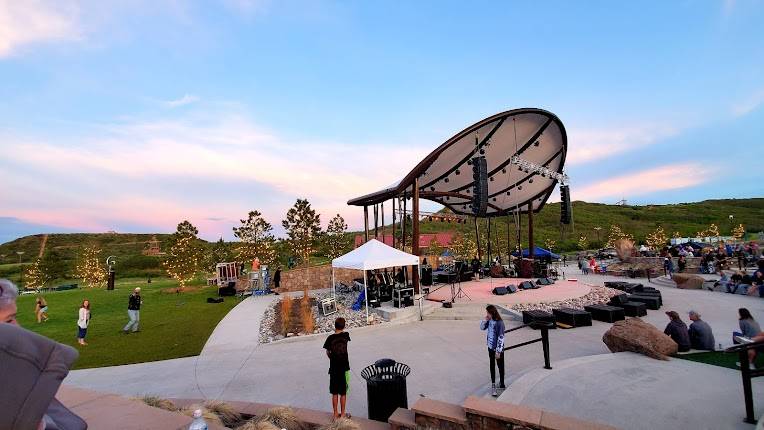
[602,318,678,360]
[672,273,704,289]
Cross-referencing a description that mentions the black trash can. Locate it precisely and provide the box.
[360,358,410,422]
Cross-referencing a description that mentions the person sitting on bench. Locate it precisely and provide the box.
[688,310,715,350]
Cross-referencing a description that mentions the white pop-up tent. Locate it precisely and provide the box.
[331,239,420,321]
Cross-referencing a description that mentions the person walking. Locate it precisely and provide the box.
[35,296,49,323]
[77,300,90,346]
[323,317,351,419]
[664,311,691,352]
[123,287,142,334]
[663,257,674,279]
[480,305,506,397]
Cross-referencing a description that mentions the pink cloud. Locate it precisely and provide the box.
[565,123,679,165]
[571,163,715,202]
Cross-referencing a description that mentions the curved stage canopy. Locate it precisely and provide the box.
[348,108,567,217]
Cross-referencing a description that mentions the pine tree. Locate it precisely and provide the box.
[163,220,203,289]
[207,238,232,272]
[282,199,322,268]
[76,244,107,288]
[24,258,48,291]
[325,214,350,260]
[232,210,278,267]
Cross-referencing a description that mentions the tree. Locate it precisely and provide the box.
[207,238,232,272]
[282,199,322,268]
[606,225,633,248]
[450,233,477,261]
[544,239,557,252]
[645,226,668,250]
[425,237,442,259]
[233,210,278,267]
[163,220,203,289]
[577,235,588,250]
[76,244,107,288]
[325,214,350,260]
[24,258,48,291]
[732,224,746,241]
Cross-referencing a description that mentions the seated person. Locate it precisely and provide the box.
[753,270,764,297]
[664,311,691,352]
[688,310,715,350]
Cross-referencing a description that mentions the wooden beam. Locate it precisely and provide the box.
[412,180,420,294]
[528,202,535,260]
[364,206,369,242]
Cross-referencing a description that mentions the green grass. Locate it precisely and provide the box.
[676,350,764,370]
[16,277,239,369]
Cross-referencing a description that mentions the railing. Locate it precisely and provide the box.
[503,322,553,370]
[725,340,764,424]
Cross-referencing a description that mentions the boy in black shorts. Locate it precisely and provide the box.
[323,317,351,419]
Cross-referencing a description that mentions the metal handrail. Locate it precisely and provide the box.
[503,321,553,370]
[724,339,764,423]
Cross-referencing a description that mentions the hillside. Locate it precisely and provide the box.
[416,198,764,253]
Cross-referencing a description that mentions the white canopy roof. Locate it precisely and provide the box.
[332,239,420,271]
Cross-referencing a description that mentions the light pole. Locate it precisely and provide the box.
[593,226,602,243]
[16,251,24,264]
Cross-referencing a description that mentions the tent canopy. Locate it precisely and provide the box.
[512,246,561,260]
[332,239,420,271]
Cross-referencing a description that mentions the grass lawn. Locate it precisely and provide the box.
[676,350,764,370]
[16,277,240,369]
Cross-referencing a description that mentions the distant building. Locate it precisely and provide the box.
[142,235,163,256]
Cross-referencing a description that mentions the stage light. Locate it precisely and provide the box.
[455,169,460,175]
[506,191,510,196]
[467,160,472,165]
[479,148,485,155]
[534,141,540,147]
[492,197,497,202]
[529,178,534,183]
[518,186,523,190]
[444,178,449,183]
[430,186,435,191]
[489,177,494,182]
[502,168,506,174]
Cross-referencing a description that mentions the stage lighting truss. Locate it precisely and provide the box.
[510,155,569,185]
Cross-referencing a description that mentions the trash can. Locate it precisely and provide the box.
[360,358,410,422]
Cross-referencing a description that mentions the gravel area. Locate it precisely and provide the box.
[508,285,623,313]
[258,289,386,344]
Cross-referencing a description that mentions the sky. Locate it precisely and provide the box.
[0,0,763,243]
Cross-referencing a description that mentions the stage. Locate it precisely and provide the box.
[424,278,591,305]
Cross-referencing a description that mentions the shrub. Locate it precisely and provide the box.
[254,406,304,430]
[280,296,293,335]
[138,395,177,411]
[300,295,314,334]
[204,400,241,427]
[319,417,360,430]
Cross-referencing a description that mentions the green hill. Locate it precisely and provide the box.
[416,198,764,253]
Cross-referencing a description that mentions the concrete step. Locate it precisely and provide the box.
[423,303,516,321]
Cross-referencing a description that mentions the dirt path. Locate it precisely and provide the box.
[38,234,48,258]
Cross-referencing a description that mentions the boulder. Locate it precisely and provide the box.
[672,273,704,289]
[602,318,678,360]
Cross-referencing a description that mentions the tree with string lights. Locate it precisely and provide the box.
[606,224,633,248]
[645,226,668,250]
[233,210,278,267]
[163,220,203,290]
[450,233,477,261]
[732,224,745,242]
[282,198,322,270]
[24,258,48,291]
[76,244,107,288]
[577,235,588,250]
[325,214,350,260]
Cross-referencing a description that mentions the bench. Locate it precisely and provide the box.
[522,310,556,328]
[552,308,593,327]
[628,294,661,310]
[584,304,625,323]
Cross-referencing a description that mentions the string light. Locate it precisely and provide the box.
[163,221,203,289]
[76,245,107,288]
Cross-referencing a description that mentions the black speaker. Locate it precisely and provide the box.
[506,284,518,293]
[520,281,536,290]
[560,185,572,224]
[471,156,488,216]
[207,297,224,303]
[492,286,508,295]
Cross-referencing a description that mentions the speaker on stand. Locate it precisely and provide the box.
[471,156,488,217]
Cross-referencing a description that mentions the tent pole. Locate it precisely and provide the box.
[506,212,511,263]
[363,270,369,323]
[331,268,336,299]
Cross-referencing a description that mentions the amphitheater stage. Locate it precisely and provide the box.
[424,278,591,305]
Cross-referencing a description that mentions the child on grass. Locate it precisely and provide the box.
[323,317,351,419]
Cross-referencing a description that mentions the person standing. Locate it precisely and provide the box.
[77,300,90,346]
[323,317,351,419]
[688,310,715,350]
[677,255,687,273]
[664,311,691,352]
[35,297,49,323]
[123,287,142,334]
[273,267,282,291]
[480,305,506,397]
[663,257,674,278]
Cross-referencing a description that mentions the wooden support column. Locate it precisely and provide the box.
[402,196,407,250]
[412,180,420,294]
[528,203,535,260]
[392,198,397,248]
[364,206,369,242]
[381,201,385,243]
[374,204,379,238]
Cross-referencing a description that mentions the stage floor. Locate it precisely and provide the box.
[425,278,591,305]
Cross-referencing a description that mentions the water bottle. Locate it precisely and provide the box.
[188,409,208,430]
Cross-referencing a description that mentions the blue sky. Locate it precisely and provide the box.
[0,0,762,243]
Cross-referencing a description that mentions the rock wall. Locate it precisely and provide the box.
[277,264,360,293]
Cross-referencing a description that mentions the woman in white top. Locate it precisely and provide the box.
[77,299,90,346]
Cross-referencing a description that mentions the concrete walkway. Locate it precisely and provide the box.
[500,352,764,430]
[64,273,764,425]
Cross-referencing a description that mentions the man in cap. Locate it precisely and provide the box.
[688,310,715,350]
[123,287,142,333]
